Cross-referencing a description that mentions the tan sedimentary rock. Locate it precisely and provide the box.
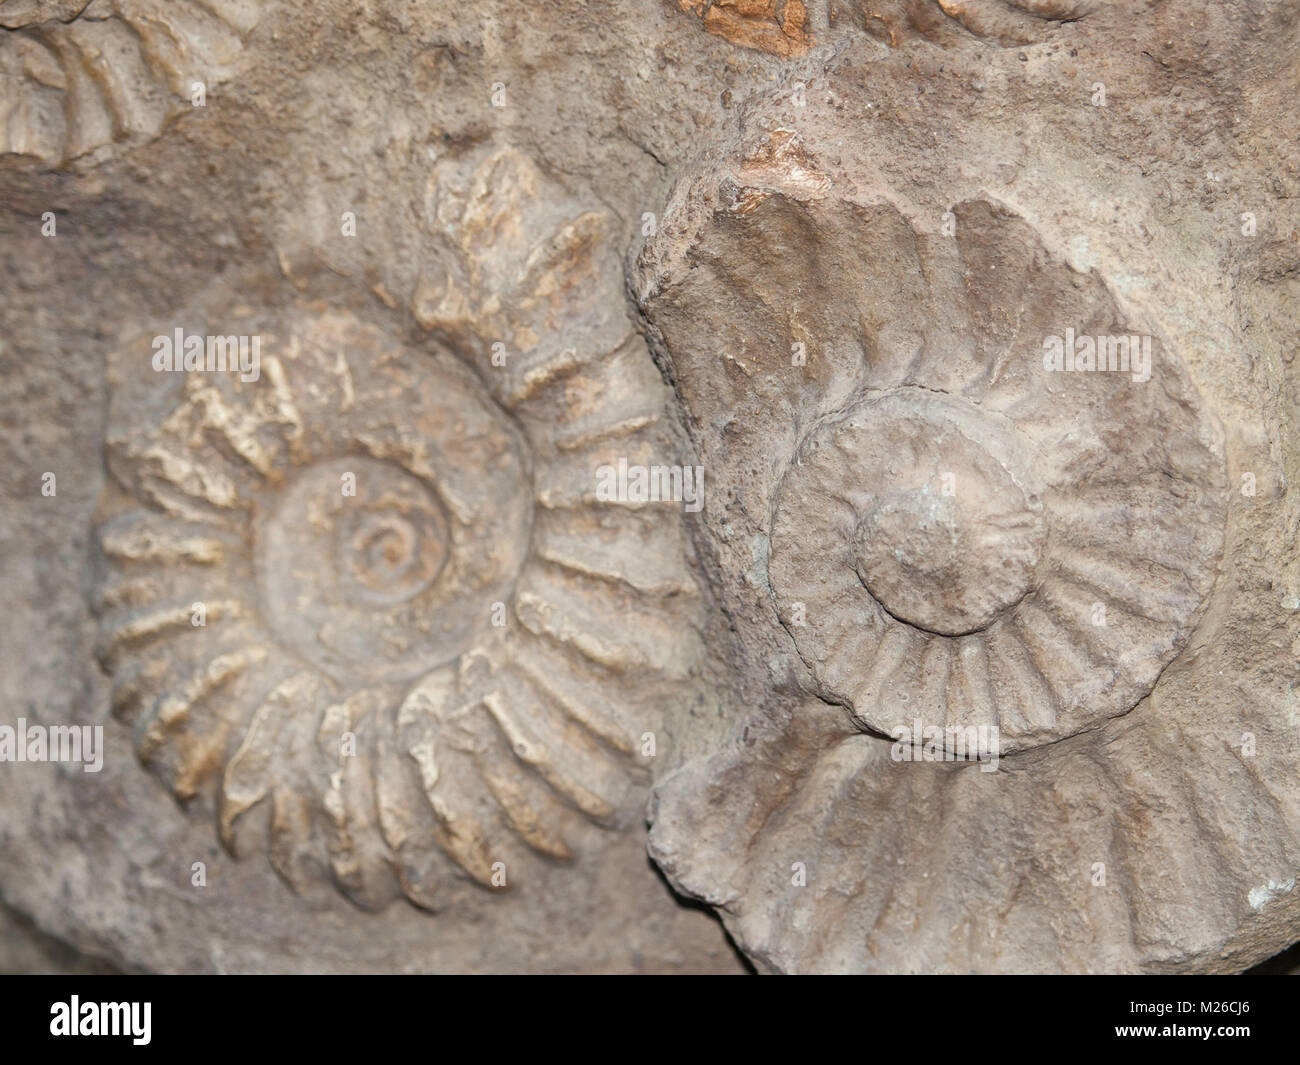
[641,149,1227,751]
[843,0,1113,46]
[0,2,740,971]
[635,29,1300,968]
[92,185,702,911]
[0,0,259,165]
[1,0,1298,976]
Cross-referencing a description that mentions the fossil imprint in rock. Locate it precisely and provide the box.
[682,0,1120,53]
[638,136,1229,752]
[845,1,1117,48]
[769,367,1226,750]
[0,0,258,165]
[91,294,700,910]
[85,143,704,913]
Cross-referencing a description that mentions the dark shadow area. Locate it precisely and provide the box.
[1245,940,1300,974]
[0,898,121,975]
[646,854,756,974]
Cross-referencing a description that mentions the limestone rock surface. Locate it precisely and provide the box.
[1,0,1298,974]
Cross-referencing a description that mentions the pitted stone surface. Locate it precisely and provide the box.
[1,0,1298,976]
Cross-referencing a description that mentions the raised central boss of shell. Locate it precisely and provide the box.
[849,410,1046,637]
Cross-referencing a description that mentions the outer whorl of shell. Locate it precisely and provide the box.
[854,0,1109,46]
[637,132,1227,752]
[93,296,700,910]
[0,0,258,165]
[936,0,1103,44]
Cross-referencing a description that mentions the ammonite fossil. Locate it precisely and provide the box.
[86,138,706,911]
[92,297,701,910]
[0,0,258,164]
[637,130,1227,752]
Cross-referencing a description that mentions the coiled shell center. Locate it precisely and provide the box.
[849,400,1046,636]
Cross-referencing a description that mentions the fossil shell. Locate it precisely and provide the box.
[936,0,1102,44]
[92,295,700,910]
[851,0,1110,46]
[0,0,259,165]
[637,133,1227,752]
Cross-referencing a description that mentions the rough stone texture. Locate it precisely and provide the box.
[95,295,704,913]
[638,162,1228,750]
[0,0,260,165]
[637,1,1300,972]
[678,0,812,57]
[1,0,1299,973]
